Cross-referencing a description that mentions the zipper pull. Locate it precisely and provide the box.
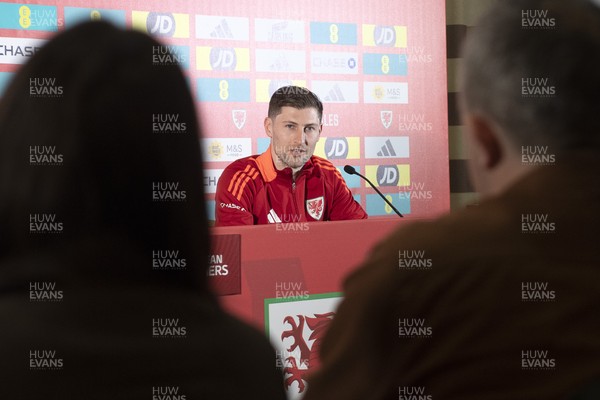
[292,181,296,191]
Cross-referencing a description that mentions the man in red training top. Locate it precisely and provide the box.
[215,86,367,226]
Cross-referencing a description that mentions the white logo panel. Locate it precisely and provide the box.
[311,81,359,104]
[201,138,252,162]
[195,15,249,40]
[364,137,410,158]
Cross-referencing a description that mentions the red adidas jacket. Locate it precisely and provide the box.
[215,146,367,226]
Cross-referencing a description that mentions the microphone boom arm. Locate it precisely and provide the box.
[344,165,404,218]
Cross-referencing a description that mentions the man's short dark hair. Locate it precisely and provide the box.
[268,86,323,122]
[461,0,600,151]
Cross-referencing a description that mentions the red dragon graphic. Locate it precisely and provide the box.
[307,197,324,220]
[280,312,335,393]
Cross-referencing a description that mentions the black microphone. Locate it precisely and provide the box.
[344,165,403,218]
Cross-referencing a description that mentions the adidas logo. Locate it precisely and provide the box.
[324,84,345,102]
[269,55,290,72]
[267,209,282,223]
[210,19,234,39]
[377,139,397,157]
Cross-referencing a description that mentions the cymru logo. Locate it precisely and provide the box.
[281,313,334,392]
[306,196,324,221]
[232,109,246,130]
[266,293,342,398]
[380,110,392,129]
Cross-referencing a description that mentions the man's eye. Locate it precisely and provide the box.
[286,124,295,129]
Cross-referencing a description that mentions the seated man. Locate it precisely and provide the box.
[215,86,367,226]
[304,0,600,399]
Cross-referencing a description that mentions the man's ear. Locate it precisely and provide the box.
[264,117,273,138]
[464,113,503,169]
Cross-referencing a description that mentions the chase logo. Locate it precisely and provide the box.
[366,165,410,187]
[204,169,223,194]
[0,37,44,65]
[314,137,360,160]
[196,47,249,71]
[311,52,358,75]
[132,11,189,38]
[310,22,357,45]
[0,4,59,31]
[64,7,126,27]
[363,53,407,76]
[197,78,250,102]
[363,25,407,48]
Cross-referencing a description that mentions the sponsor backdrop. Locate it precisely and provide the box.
[0,0,449,218]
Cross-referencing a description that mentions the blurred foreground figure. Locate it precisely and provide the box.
[0,22,285,400]
[305,1,600,399]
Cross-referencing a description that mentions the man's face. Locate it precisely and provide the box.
[265,106,322,171]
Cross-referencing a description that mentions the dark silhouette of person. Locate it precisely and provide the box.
[305,0,600,399]
[0,21,286,400]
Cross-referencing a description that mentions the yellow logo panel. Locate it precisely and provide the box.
[365,164,410,187]
[362,25,407,48]
[196,47,250,71]
[314,137,360,160]
[131,11,189,38]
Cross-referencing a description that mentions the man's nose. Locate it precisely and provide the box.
[292,129,306,145]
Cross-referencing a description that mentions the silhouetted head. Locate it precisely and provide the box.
[459,0,600,197]
[0,21,210,292]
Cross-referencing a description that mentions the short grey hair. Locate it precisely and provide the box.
[461,0,600,151]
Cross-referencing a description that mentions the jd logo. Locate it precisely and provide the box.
[377,165,399,186]
[325,138,348,159]
[210,48,236,70]
[147,13,175,37]
[374,26,396,46]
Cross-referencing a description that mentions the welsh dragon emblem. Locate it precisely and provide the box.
[280,312,335,394]
[306,196,324,220]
